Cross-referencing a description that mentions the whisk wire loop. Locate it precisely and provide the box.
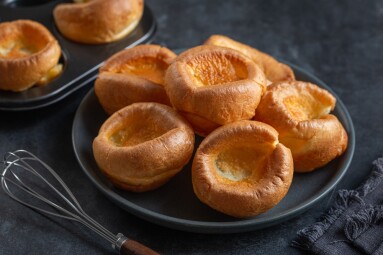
[1,150,117,246]
[1,150,160,254]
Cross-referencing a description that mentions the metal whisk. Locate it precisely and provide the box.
[1,150,159,255]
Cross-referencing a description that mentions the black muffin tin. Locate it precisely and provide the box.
[0,0,156,111]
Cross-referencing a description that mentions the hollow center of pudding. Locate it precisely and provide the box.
[117,57,168,85]
[283,94,331,121]
[109,118,170,147]
[0,26,49,59]
[214,144,272,182]
[0,38,38,58]
[187,52,248,87]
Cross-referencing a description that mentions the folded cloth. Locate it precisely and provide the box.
[291,156,383,255]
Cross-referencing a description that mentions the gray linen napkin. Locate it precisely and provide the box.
[291,156,383,255]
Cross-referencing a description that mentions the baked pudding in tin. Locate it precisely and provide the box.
[0,20,62,92]
[53,0,144,44]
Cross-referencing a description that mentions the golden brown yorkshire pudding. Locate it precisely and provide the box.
[93,102,195,192]
[0,20,62,92]
[255,81,348,172]
[204,35,295,83]
[95,45,176,115]
[165,45,267,136]
[192,120,293,218]
[53,0,144,44]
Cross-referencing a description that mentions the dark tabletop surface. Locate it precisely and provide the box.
[1,0,382,254]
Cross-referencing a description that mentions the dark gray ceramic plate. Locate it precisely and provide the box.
[72,62,355,233]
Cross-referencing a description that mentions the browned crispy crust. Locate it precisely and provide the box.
[53,0,144,44]
[95,45,176,115]
[204,34,295,83]
[255,81,348,172]
[0,20,61,92]
[165,45,266,136]
[92,102,195,192]
[192,120,294,218]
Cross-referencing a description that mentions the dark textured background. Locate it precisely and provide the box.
[1,0,383,254]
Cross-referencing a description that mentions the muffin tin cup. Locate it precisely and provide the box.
[0,0,157,111]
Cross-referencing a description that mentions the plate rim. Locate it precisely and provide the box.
[72,61,355,233]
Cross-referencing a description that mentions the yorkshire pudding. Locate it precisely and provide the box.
[95,45,176,115]
[0,20,62,92]
[93,102,195,192]
[165,45,267,136]
[53,0,144,44]
[255,81,348,172]
[192,120,293,218]
[204,35,295,83]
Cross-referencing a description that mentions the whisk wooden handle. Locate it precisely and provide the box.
[120,239,160,255]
